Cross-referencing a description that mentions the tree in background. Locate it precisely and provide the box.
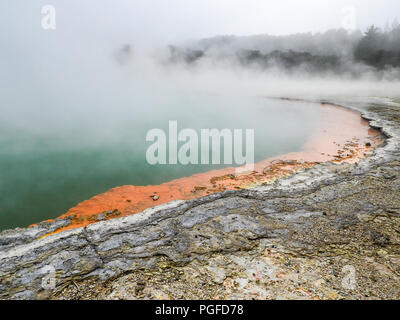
[354,23,400,69]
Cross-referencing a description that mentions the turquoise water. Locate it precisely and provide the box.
[0,18,321,230]
[0,93,321,231]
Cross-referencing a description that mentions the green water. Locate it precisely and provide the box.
[0,94,322,231]
[0,16,321,230]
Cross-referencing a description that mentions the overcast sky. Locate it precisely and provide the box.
[1,0,399,47]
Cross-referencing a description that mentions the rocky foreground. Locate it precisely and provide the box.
[1,97,400,300]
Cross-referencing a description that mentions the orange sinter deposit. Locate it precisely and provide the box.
[39,102,384,235]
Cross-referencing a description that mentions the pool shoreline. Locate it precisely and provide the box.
[37,99,384,235]
[1,96,400,300]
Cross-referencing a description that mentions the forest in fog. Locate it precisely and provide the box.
[162,22,400,79]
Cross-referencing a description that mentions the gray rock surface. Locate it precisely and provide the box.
[1,97,400,300]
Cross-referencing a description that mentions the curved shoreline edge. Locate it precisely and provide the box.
[36,100,382,234]
[1,96,400,299]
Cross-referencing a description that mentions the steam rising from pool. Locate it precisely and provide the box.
[0,2,399,230]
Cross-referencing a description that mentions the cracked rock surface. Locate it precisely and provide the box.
[1,97,400,300]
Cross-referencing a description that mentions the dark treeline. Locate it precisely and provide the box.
[166,23,400,77]
[236,50,343,74]
[354,25,400,68]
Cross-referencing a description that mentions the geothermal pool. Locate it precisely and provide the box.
[0,95,328,231]
[0,24,383,231]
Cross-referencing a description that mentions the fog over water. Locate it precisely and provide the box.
[0,1,399,230]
